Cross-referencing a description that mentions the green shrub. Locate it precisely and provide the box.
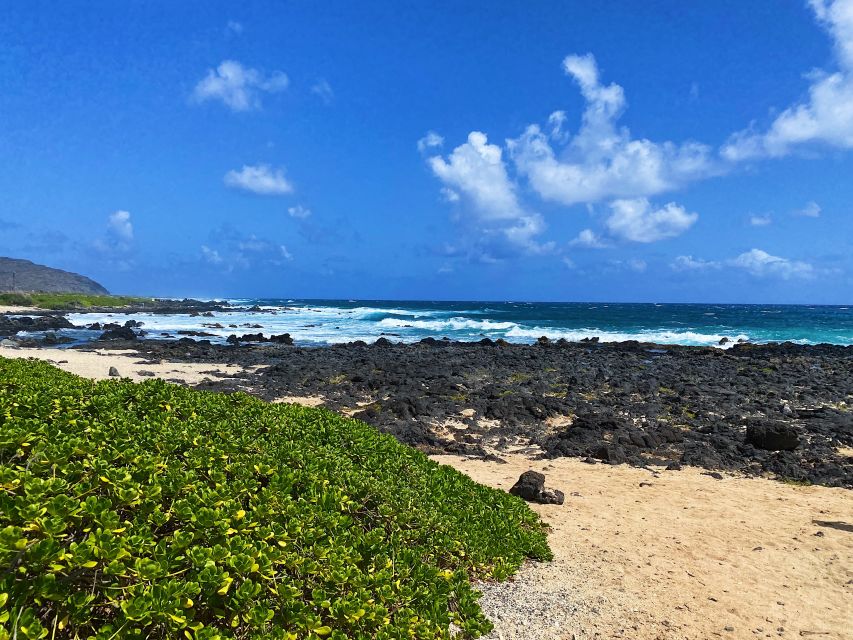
[0,293,151,310]
[0,358,550,639]
[0,293,34,306]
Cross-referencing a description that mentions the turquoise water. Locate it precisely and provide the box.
[65,300,853,347]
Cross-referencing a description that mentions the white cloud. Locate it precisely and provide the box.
[287,204,312,219]
[604,198,698,243]
[440,187,460,202]
[108,210,133,242]
[417,131,444,153]
[311,79,334,104]
[722,0,853,160]
[502,215,555,254]
[192,60,289,112]
[749,214,773,226]
[795,200,822,217]
[547,110,569,143]
[201,245,223,264]
[569,228,609,248]
[428,131,524,221]
[226,21,244,36]
[224,164,294,195]
[279,245,293,261]
[427,132,555,253]
[507,53,717,206]
[671,255,721,271]
[607,258,648,272]
[728,248,815,279]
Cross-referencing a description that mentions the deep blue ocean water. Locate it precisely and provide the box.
[59,300,853,348]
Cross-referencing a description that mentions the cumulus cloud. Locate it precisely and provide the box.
[311,79,334,104]
[428,131,522,221]
[507,53,717,206]
[224,164,294,195]
[108,210,133,242]
[417,131,444,153]
[722,0,853,160]
[728,248,815,279]
[604,198,698,243]
[427,132,555,254]
[192,60,289,112]
[287,204,312,219]
[569,228,609,248]
[795,200,822,217]
[749,214,773,226]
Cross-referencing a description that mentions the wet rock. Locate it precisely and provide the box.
[0,313,74,337]
[99,326,137,341]
[509,471,565,505]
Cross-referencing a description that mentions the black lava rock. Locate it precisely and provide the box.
[746,421,800,451]
[509,471,565,505]
[99,326,137,341]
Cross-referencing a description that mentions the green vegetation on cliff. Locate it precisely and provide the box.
[0,358,550,640]
[0,292,150,310]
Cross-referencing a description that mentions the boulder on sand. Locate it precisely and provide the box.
[509,470,565,505]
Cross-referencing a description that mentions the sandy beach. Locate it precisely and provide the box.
[436,454,852,640]
[0,305,40,314]
[1,344,850,639]
[0,345,261,384]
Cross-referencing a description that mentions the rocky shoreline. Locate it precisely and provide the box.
[2,306,852,487]
[59,334,852,488]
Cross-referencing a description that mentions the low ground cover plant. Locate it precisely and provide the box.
[0,293,150,309]
[0,357,550,639]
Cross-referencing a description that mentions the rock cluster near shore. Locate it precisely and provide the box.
[85,336,853,487]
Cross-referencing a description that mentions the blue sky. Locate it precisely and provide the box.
[1,1,851,303]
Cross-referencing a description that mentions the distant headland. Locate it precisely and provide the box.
[0,256,108,294]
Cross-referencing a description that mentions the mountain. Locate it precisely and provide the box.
[0,257,109,294]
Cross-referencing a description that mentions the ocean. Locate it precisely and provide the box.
[60,300,853,348]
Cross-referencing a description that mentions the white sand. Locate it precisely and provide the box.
[433,454,853,640]
[0,306,40,314]
[0,345,260,384]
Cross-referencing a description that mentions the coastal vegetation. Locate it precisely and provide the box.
[0,292,151,310]
[0,357,551,639]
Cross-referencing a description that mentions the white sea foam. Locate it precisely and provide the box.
[376,317,517,331]
[504,325,750,348]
